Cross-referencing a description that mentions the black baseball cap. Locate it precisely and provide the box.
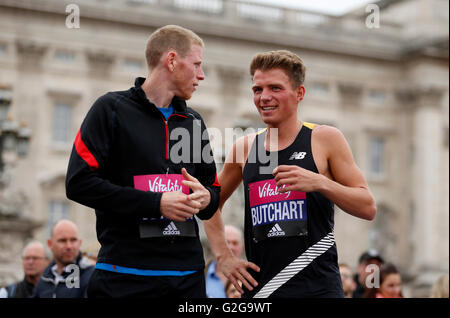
[359,249,384,264]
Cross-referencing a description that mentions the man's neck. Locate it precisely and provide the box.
[55,263,65,275]
[141,71,174,108]
[25,274,40,286]
[266,117,302,151]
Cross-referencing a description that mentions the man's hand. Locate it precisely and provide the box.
[273,165,323,193]
[160,191,201,222]
[216,251,260,295]
[181,168,211,210]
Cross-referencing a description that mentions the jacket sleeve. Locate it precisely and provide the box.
[193,115,221,220]
[65,94,162,219]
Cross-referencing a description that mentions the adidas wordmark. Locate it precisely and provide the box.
[163,222,181,235]
[267,223,285,237]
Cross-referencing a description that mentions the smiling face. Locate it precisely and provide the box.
[172,44,204,100]
[252,68,304,127]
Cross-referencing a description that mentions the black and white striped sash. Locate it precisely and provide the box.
[253,231,336,298]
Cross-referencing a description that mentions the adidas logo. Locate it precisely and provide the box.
[267,223,285,237]
[289,152,307,160]
[163,222,181,235]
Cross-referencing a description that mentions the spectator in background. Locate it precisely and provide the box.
[364,262,403,298]
[430,274,449,298]
[0,241,50,298]
[32,219,94,298]
[339,263,356,298]
[82,242,100,266]
[225,279,242,298]
[205,224,244,298]
[353,249,384,298]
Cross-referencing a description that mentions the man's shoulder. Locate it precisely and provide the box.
[311,124,345,143]
[4,281,19,297]
[185,106,204,120]
[94,90,130,107]
[235,128,265,149]
[226,131,262,167]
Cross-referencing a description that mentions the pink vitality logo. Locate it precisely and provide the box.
[134,174,189,194]
[248,179,306,206]
[248,179,307,227]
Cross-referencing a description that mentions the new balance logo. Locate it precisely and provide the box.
[163,222,181,235]
[267,223,285,237]
[289,152,307,160]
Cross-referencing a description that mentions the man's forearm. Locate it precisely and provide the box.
[203,210,233,259]
[317,174,376,220]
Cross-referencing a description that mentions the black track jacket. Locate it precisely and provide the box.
[66,77,220,270]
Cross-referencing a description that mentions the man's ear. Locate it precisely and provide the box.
[165,50,177,72]
[296,85,306,102]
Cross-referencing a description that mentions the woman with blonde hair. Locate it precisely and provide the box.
[430,274,449,298]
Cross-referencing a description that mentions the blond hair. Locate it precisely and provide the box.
[250,50,306,88]
[430,274,449,298]
[145,25,204,69]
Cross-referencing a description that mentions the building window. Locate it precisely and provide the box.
[54,49,76,63]
[52,102,73,144]
[122,59,143,72]
[368,89,386,104]
[310,82,329,96]
[0,43,6,56]
[369,136,385,179]
[47,200,70,236]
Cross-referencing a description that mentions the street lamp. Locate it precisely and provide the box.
[0,84,31,177]
[0,85,12,122]
[0,85,39,289]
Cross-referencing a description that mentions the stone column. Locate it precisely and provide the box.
[335,82,373,262]
[14,39,48,128]
[215,64,245,132]
[337,82,364,161]
[410,87,444,269]
[408,86,446,296]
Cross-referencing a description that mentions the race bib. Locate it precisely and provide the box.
[134,174,196,238]
[248,179,308,242]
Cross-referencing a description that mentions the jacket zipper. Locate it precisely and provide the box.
[160,113,187,160]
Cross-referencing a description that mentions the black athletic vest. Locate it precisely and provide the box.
[242,123,344,298]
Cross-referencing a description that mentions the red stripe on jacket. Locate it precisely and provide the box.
[212,174,220,187]
[74,130,99,170]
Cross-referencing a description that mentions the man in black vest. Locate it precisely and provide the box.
[204,50,376,298]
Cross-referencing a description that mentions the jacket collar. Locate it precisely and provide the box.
[42,252,88,280]
[133,77,188,115]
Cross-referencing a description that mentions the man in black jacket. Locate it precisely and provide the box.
[33,220,94,298]
[1,241,50,298]
[66,25,220,297]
